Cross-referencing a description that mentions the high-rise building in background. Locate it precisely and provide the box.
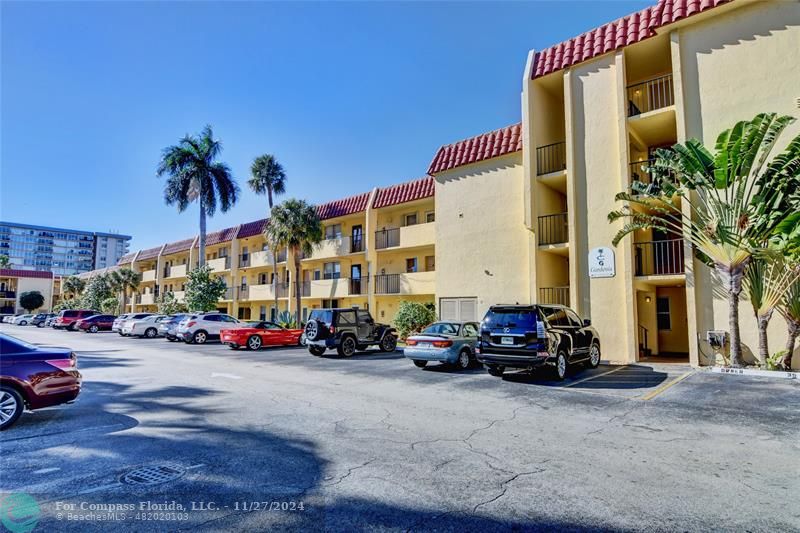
[0,221,131,276]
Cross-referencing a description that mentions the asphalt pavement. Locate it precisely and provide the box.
[1,324,798,532]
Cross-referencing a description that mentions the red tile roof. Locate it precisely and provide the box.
[162,238,195,255]
[373,177,435,209]
[118,252,136,265]
[137,246,162,261]
[237,218,269,239]
[427,123,523,175]
[317,192,371,220]
[204,226,239,246]
[532,0,730,79]
[0,268,54,279]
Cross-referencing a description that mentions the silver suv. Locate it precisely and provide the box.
[176,312,240,344]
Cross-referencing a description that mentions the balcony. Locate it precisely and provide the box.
[165,264,187,278]
[301,278,352,299]
[307,237,352,261]
[207,256,230,273]
[538,213,569,246]
[348,276,368,296]
[141,269,157,282]
[139,293,155,305]
[172,291,186,303]
[276,282,290,298]
[244,250,274,268]
[536,141,566,176]
[375,222,435,251]
[220,287,235,301]
[634,239,685,277]
[0,290,16,299]
[627,74,674,117]
[246,284,276,301]
[374,272,435,295]
[276,249,287,263]
[539,287,570,306]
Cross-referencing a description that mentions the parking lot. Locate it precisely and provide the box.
[2,323,799,531]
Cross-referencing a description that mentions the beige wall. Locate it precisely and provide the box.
[14,278,54,312]
[657,286,690,354]
[677,0,800,367]
[434,153,530,320]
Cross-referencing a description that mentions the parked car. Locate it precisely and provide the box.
[11,314,35,326]
[76,314,117,333]
[53,309,101,331]
[0,314,15,324]
[404,321,480,370]
[476,304,601,380]
[44,316,57,327]
[115,313,154,336]
[0,333,81,430]
[304,308,397,357]
[111,314,130,334]
[121,314,165,338]
[158,314,192,341]
[32,313,56,327]
[221,321,305,350]
[177,313,240,344]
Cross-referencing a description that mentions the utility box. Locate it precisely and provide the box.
[706,330,730,366]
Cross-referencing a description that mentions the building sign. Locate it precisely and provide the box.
[589,247,615,278]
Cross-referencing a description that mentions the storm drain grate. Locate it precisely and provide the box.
[121,464,186,486]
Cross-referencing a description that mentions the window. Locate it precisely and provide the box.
[323,262,341,279]
[541,306,570,327]
[406,258,418,273]
[404,213,418,226]
[657,297,671,330]
[426,211,435,223]
[260,305,267,321]
[314,270,321,280]
[259,273,268,285]
[325,224,342,239]
[461,323,479,337]
[336,310,357,326]
[425,256,435,272]
[565,310,584,328]
[357,310,373,324]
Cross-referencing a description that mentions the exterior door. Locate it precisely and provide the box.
[351,225,363,253]
[351,265,362,294]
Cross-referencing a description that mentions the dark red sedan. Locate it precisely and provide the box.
[221,321,305,350]
[0,333,81,430]
[76,314,117,333]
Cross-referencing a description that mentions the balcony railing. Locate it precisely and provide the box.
[350,236,364,254]
[634,239,685,276]
[538,213,569,245]
[349,277,367,295]
[239,254,250,268]
[536,141,566,175]
[539,287,570,306]
[299,282,311,297]
[221,287,235,300]
[276,282,290,298]
[276,249,287,263]
[627,74,674,117]
[0,290,16,299]
[629,159,657,185]
[374,273,400,295]
[375,228,400,250]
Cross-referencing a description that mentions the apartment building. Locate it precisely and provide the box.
[0,269,55,313]
[429,0,800,368]
[114,177,436,323]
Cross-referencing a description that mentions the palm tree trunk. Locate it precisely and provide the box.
[199,196,207,268]
[294,253,302,325]
[782,318,799,370]
[727,267,745,367]
[756,311,772,368]
[272,246,279,320]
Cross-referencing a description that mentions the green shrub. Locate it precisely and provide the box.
[276,310,299,329]
[100,297,119,315]
[158,292,188,315]
[185,265,227,312]
[393,301,437,339]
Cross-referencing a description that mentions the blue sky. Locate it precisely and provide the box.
[1,1,647,250]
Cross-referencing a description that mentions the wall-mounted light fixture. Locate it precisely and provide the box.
[645,296,652,303]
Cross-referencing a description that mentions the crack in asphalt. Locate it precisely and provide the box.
[471,467,549,514]
[322,458,376,487]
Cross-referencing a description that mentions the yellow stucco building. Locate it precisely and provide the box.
[73,0,798,368]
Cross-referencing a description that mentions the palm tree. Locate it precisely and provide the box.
[63,276,86,299]
[249,154,287,316]
[609,113,800,366]
[0,254,10,269]
[109,268,141,315]
[157,125,239,267]
[265,199,323,323]
[779,280,800,370]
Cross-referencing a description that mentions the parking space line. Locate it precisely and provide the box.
[563,365,627,387]
[640,370,695,401]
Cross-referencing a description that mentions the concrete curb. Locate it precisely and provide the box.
[709,366,798,380]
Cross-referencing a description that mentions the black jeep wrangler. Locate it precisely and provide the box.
[304,308,398,357]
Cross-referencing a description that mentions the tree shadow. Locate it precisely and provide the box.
[501,364,669,390]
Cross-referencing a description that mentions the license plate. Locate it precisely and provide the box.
[501,337,514,345]
[418,342,431,348]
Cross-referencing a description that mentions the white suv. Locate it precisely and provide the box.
[177,313,240,344]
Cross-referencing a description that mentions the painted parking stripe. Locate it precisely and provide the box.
[640,370,695,401]
[563,365,628,387]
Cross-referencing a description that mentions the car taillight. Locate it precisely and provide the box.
[406,339,418,346]
[46,353,77,371]
[432,340,453,348]
[187,321,196,327]
[329,326,335,334]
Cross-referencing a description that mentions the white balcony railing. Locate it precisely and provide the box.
[141,269,157,282]
[207,257,230,273]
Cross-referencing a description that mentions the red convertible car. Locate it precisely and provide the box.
[221,321,305,351]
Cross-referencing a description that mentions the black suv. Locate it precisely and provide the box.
[304,308,398,357]
[476,304,600,380]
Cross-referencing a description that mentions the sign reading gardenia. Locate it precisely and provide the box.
[588,247,615,278]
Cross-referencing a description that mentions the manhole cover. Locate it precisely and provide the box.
[121,464,186,486]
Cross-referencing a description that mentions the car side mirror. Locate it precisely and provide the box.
[583,319,591,327]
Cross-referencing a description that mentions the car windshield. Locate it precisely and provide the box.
[309,310,333,325]
[483,309,538,329]
[422,323,460,336]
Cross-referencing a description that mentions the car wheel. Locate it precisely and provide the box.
[0,386,24,431]
[298,334,307,347]
[454,349,471,370]
[145,327,157,339]
[305,319,327,342]
[309,346,326,356]
[555,350,568,380]
[68,323,76,331]
[193,331,208,344]
[337,336,357,357]
[379,335,397,352]
[247,335,262,351]
[89,325,99,333]
[487,365,505,377]
[19,321,27,326]
[37,322,44,328]
[412,360,427,368]
[587,342,601,368]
